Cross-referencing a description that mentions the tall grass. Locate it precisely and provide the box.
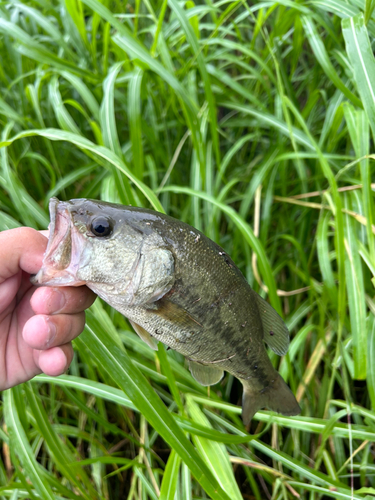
[0,0,375,498]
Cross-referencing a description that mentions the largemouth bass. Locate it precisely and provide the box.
[33,197,301,423]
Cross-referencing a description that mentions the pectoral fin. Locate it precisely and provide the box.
[129,320,159,350]
[152,298,203,330]
[188,361,224,386]
[254,293,290,355]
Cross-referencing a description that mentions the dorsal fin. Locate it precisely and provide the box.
[188,361,224,386]
[254,293,289,355]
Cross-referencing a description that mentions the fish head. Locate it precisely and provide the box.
[32,198,175,305]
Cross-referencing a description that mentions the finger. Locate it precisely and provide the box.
[35,343,74,377]
[23,312,86,350]
[0,228,47,282]
[30,286,96,315]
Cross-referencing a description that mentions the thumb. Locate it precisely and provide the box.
[0,228,48,283]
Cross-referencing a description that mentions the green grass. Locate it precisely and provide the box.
[0,0,375,498]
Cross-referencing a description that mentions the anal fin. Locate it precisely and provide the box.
[129,320,159,351]
[188,361,224,386]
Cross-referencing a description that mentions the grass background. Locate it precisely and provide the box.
[0,0,375,498]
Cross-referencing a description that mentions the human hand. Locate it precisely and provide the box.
[0,227,96,390]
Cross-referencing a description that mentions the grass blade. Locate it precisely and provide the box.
[367,316,375,410]
[302,16,361,108]
[128,66,144,179]
[159,450,181,500]
[34,374,136,409]
[342,13,375,140]
[100,63,123,158]
[220,101,314,151]
[186,398,243,500]
[316,210,337,304]
[343,194,367,379]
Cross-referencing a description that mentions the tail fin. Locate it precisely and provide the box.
[242,374,300,424]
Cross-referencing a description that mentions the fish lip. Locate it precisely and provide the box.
[31,198,86,287]
[30,200,59,286]
[45,198,71,267]
[44,197,59,256]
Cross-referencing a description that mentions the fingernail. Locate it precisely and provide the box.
[48,289,65,313]
[45,318,57,347]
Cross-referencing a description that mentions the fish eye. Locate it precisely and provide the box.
[90,217,113,237]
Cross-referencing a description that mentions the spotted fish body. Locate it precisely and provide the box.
[33,198,301,423]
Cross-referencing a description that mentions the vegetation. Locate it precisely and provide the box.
[0,0,375,498]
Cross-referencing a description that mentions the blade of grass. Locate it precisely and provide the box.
[34,374,136,409]
[367,316,375,410]
[157,344,184,415]
[100,62,135,205]
[251,439,357,492]
[364,0,375,24]
[342,13,375,140]
[100,62,123,158]
[128,66,144,179]
[343,194,367,379]
[311,0,358,18]
[48,75,81,134]
[220,101,314,151]
[316,210,337,304]
[159,450,181,500]
[60,71,100,121]
[65,0,89,48]
[186,398,243,500]
[343,103,375,263]
[302,17,362,108]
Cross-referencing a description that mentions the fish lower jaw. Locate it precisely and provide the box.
[31,266,86,287]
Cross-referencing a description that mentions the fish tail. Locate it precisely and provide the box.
[242,374,301,425]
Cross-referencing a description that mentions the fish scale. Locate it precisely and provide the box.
[33,198,301,424]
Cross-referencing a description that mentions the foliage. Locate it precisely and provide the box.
[0,0,375,498]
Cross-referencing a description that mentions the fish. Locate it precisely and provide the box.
[32,197,301,424]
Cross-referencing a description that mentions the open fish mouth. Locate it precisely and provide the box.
[31,198,87,287]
